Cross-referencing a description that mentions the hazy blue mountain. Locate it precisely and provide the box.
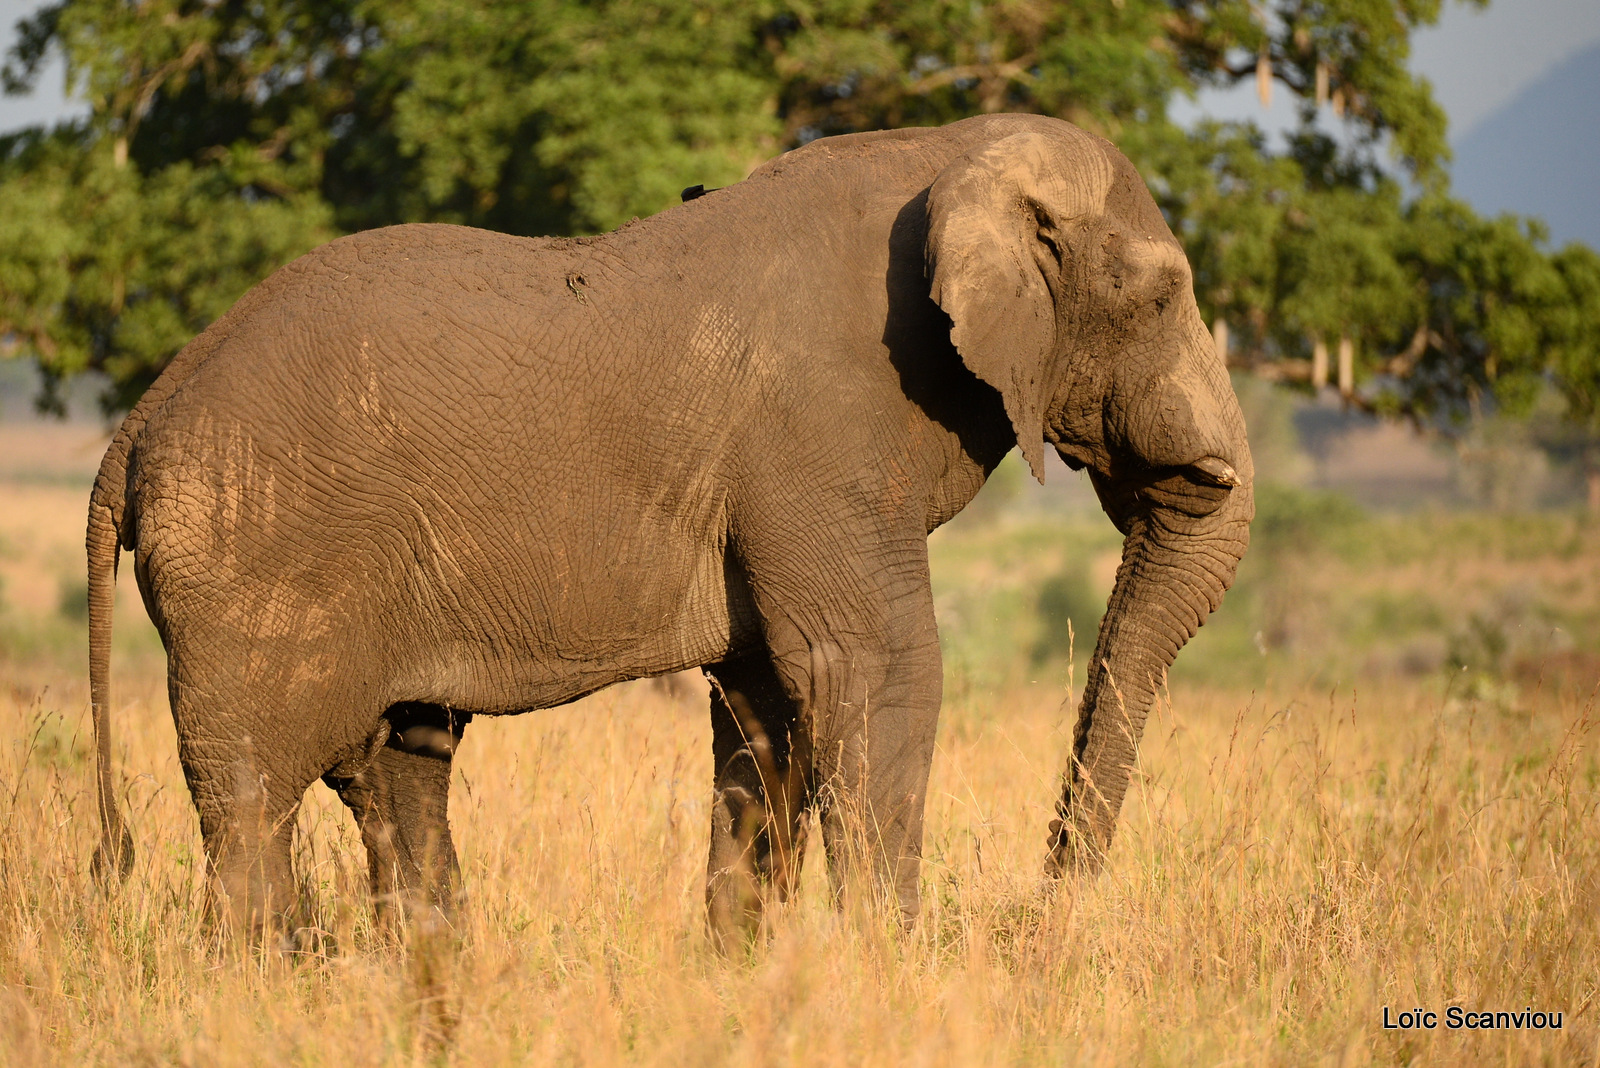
[1450,41,1600,250]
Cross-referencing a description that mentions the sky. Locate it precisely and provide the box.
[1168,0,1600,141]
[1411,0,1600,136]
[3,0,1597,240]
[0,0,82,132]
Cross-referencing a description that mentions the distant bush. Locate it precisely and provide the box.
[57,575,88,621]
[954,453,1025,528]
[1031,560,1103,666]
[1248,483,1366,556]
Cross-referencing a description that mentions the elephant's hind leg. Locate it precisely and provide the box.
[325,702,470,934]
[705,656,814,951]
[169,688,325,944]
[192,757,314,943]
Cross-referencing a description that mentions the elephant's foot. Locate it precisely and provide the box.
[205,827,306,948]
[706,779,767,951]
[195,758,315,947]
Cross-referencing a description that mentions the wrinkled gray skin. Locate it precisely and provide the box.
[87,114,1251,946]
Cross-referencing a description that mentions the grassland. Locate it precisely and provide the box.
[1,436,1597,1065]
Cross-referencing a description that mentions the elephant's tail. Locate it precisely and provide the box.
[88,479,134,884]
[80,302,232,886]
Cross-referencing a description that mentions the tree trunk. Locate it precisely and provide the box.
[1311,336,1328,390]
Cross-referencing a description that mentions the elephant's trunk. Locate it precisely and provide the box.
[1047,487,1250,872]
[1047,328,1253,874]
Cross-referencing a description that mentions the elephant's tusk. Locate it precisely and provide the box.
[1188,456,1241,487]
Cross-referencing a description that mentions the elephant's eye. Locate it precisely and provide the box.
[1036,226,1063,261]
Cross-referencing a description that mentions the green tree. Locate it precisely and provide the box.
[1,0,775,408]
[1542,244,1600,508]
[2,0,1597,441]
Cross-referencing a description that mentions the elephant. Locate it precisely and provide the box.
[85,112,1252,945]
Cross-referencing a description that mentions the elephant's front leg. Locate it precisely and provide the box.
[704,655,812,951]
[743,535,944,928]
[325,703,469,933]
[802,626,942,924]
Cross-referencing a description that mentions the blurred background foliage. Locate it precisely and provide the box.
[929,376,1600,707]
[0,1,1595,746]
[0,0,1596,457]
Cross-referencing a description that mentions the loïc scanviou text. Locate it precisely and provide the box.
[1383,1006,1563,1030]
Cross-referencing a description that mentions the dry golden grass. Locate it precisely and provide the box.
[2,472,1598,1065]
[2,637,1596,1065]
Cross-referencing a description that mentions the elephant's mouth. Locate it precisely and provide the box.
[1128,460,1239,517]
[1060,444,1242,527]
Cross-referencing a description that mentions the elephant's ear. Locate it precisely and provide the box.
[925,128,1114,482]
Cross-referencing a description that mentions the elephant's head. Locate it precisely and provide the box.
[925,123,1253,869]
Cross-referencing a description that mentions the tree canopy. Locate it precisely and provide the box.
[2,0,1597,440]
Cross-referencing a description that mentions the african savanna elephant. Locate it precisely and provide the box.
[87,113,1252,945]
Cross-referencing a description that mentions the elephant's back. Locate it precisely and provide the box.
[206,222,598,356]
[125,223,645,574]
[124,221,748,705]
[129,222,628,468]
